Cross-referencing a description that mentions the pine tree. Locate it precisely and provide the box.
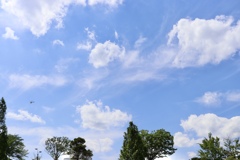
[119,121,146,160]
[0,97,8,160]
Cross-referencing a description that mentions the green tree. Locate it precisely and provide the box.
[119,121,146,160]
[224,137,240,159]
[0,97,8,160]
[45,136,70,160]
[7,134,28,160]
[198,133,225,160]
[140,129,176,160]
[69,137,93,160]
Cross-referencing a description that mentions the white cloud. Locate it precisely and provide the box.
[2,27,18,40]
[1,0,86,37]
[79,70,109,89]
[114,31,118,39]
[134,36,147,48]
[89,41,125,68]
[85,28,96,41]
[88,0,124,7]
[181,113,240,138]
[42,106,55,113]
[175,113,240,148]
[196,91,222,106]
[196,91,240,106]
[87,138,113,152]
[188,152,197,159]
[167,15,240,68]
[77,41,92,51]
[174,132,200,147]
[53,39,64,46]
[55,58,80,73]
[76,100,132,130]
[7,110,45,124]
[9,74,67,90]
[225,91,240,102]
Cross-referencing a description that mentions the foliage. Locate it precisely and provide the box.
[0,97,8,160]
[190,157,202,160]
[140,129,176,160]
[69,137,93,160]
[45,136,71,160]
[198,133,225,160]
[224,137,240,159]
[7,134,28,160]
[119,121,146,160]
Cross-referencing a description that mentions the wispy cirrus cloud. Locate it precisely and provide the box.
[9,74,67,90]
[7,110,45,124]
[53,39,64,46]
[88,0,124,7]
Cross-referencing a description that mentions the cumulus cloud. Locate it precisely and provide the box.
[175,113,240,148]
[181,113,240,138]
[76,100,132,130]
[196,91,240,106]
[174,132,200,147]
[89,41,125,68]
[53,39,64,46]
[167,15,240,68]
[9,74,67,90]
[1,0,86,37]
[196,92,222,106]
[7,110,45,124]
[2,27,19,40]
[88,0,124,7]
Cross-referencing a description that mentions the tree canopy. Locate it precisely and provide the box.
[45,136,71,160]
[69,137,93,160]
[7,134,28,160]
[119,121,147,160]
[198,133,225,159]
[140,129,176,160]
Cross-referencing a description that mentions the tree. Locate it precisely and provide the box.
[7,134,28,160]
[198,133,225,160]
[69,137,93,160]
[0,97,8,160]
[45,136,70,160]
[119,121,146,160]
[140,129,176,160]
[224,137,240,159]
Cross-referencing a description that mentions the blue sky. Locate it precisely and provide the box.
[1,0,240,160]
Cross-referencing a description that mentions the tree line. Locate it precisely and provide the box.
[1,97,240,160]
[191,133,240,160]
[0,97,93,160]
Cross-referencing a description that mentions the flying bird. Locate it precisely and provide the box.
[30,101,35,104]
